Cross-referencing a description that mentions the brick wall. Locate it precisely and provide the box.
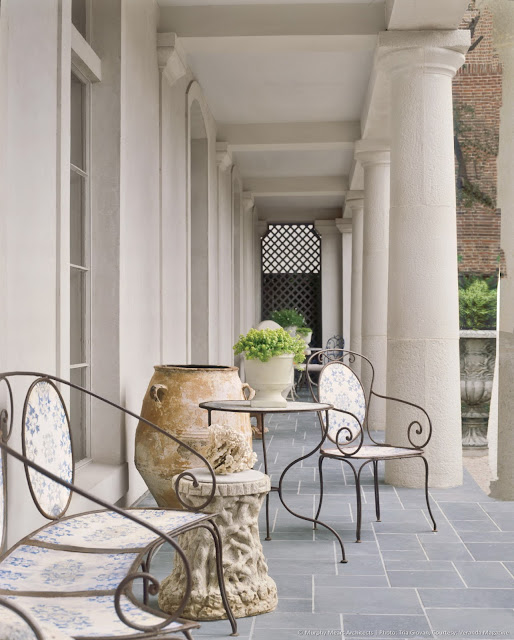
[454,1,503,277]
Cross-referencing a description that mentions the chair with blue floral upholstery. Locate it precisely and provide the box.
[306,350,437,543]
[0,372,237,640]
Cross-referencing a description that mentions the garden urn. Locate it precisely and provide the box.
[135,365,252,508]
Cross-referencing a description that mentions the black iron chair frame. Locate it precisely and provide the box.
[306,350,437,543]
[0,371,238,639]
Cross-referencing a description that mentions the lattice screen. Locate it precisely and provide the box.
[261,224,322,347]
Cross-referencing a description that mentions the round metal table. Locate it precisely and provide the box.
[199,400,347,563]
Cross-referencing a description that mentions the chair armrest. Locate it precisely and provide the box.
[370,390,432,449]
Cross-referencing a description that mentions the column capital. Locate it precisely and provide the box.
[335,218,352,234]
[355,139,390,166]
[314,220,340,236]
[216,143,233,172]
[378,30,469,78]
[343,191,364,217]
[242,192,255,214]
[157,33,188,87]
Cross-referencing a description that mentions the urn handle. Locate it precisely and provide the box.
[150,384,167,405]
[242,383,255,401]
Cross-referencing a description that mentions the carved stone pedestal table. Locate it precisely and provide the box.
[158,468,277,620]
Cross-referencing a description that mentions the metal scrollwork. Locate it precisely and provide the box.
[174,469,216,512]
[114,572,179,633]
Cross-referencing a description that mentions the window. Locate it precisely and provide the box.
[69,69,91,462]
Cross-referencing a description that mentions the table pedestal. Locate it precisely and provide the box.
[158,469,277,620]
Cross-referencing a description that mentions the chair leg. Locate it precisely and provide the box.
[313,455,325,530]
[204,521,239,636]
[372,460,381,522]
[420,456,437,532]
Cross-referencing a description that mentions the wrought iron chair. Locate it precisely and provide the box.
[306,350,437,542]
[0,372,237,639]
[297,335,345,390]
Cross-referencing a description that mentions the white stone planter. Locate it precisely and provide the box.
[244,354,294,408]
[284,325,297,337]
[460,330,496,454]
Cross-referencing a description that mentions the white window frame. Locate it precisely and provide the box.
[67,25,101,467]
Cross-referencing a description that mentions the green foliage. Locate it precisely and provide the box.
[295,326,312,337]
[459,278,497,330]
[233,328,306,364]
[270,308,305,328]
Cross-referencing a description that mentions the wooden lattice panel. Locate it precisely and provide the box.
[261,224,322,347]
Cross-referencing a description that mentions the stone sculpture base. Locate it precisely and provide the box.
[158,469,277,620]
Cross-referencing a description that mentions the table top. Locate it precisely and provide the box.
[199,399,332,414]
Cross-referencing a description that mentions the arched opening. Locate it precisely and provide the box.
[189,99,209,362]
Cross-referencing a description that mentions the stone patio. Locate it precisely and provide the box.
[138,407,514,640]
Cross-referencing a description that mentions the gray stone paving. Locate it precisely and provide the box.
[138,406,514,640]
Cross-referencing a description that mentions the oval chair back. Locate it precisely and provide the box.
[22,378,74,520]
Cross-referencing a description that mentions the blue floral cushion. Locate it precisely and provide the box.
[4,595,184,638]
[23,381,72,518]
[30,509,208,549]
[0,605,72,640]
[318,362,366,445]
[0,546,138,593]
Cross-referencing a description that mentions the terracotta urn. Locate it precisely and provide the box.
[135,365,252,508]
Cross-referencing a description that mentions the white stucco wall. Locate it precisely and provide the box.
[1,0,64,546]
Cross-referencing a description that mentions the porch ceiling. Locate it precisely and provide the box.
[157,0,470,219]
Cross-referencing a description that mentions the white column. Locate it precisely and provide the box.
[382,33,468,488]
[216,143,234,365]
[256,220,268,324]
[346,192,364,374]
[490,0,514,500]
[315,220,342,347]
[355,140,390,430]
[336,218,352,352]
[242,193,256,332]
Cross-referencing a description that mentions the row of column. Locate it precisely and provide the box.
[338,33,468,488]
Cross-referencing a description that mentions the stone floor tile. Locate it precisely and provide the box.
[439,502,490,520]
[315,586,423,614]
[466,543,514,561]
[275,598,313,612]
[453,561,514,587]
[379,549,430,562]
[376,534,424,551]
[331,555,386,576]
[267,557,337,575]
[421,542,474,561]
[425,608,514,639]
[451,519,501,533]
[343,614,433,639]
[253,611,342,630]
[458,531,514,543]
[387,569,465,588]
[384,560,454,571]
[270,573,313,599]
[315,574,389,588]
[419,588,514,608]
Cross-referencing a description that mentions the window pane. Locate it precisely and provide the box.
[70,367,88,461]
[70,171,85,266]
[71,73,85,170]
[70,268,86,365]
[72,0,87,39]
